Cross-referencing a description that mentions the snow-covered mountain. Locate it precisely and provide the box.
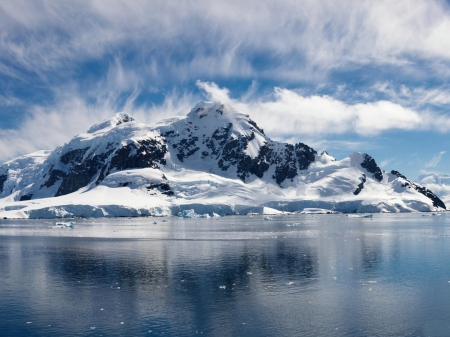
[416,174,450,206]
[0,102,446,218]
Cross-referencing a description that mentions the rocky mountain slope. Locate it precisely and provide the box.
[416,174,450,206]
[0,102,446,218]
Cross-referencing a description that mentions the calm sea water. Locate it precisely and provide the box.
[1,213,450,336]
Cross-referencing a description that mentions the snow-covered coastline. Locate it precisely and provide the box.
[0,102,446,219]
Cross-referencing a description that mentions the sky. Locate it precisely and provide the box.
[1,0,450,180]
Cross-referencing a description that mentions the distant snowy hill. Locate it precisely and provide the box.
[416,174,450,206]
[0,102,446,218]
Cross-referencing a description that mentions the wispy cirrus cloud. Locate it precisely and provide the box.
[2,0,450,178]
[1,0,450,84]
[0,84,195,162]
[197,81,450,140]
[425,151,446,168]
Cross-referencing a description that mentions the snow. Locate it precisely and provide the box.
[0,101,446,218]
[0,154,442,219]
[416,174,450,206]
[299,208,339,214]
[346,214,373,218]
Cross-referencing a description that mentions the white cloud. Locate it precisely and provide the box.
[2,79,450,163]
[380,158,394,168]
[196,81,231,104]
[373,82,450,108]
[197,81,433,140]
[1,0,450,83]
[425,151,446,168]
[0,86,195,162]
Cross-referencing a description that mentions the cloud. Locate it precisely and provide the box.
[197,81,439,141]
[380,158,394,168]
[425,151,446,168]
[196,80,231,104]
[0,85,195,162]
[2,0,450,85]
[372,82,450,109]
[2,78,450,164]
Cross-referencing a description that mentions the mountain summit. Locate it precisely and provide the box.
[0,101,445,218]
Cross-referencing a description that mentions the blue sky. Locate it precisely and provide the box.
[1,0,450,179]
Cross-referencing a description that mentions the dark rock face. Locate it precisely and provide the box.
[354,174,366,195]
[273,145,296,184]
[248,119,265,135]
[146,182,174,196]
[273,143,315,185]
[295,143,317,171]
[391,170,446,209]
[166,115,317,185]
[109,139,167,171]
[0,174,7,194]
[40,138,168,197]
[19,194,32,201]
[413,185,446,209]
[361,154,383,181]
[41,168,65,189]
[60,148,88,165]
[55,151,112,196]
[391,170,407,180]
[164,126,203,162]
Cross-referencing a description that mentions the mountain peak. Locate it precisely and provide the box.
[187,101,229,119]
[87,112,136,134]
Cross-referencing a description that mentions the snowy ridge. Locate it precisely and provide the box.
[416,174,450,206]
[0,101,446,218]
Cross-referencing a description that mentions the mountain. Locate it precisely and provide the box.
[0,102,446,218]
[416,174,450,206]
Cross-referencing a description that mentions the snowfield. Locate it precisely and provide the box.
[0,102,446,218]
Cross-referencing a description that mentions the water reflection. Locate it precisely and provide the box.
[1,214,450,336]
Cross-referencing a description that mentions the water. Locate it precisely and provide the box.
[1,213,450,336]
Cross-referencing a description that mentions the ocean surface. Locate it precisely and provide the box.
[1,213,450,336]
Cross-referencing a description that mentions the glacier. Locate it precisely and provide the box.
[0,101,446,219]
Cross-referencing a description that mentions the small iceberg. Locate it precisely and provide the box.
[264,216,273,221]
[299,208,339,214]
[346,214,373,218]
[52,221,74,228]
[178,209,199,218]
[177,209,210,218]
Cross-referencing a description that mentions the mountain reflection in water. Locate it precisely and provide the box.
[1,214,450,336]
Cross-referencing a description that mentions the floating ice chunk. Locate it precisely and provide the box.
[51,221,74,228]
[247,272,253,275]
[346,214,373,218]
[286,223,300,227]
[287,282,294,285]
[264,216,272,221]
[299,208,339,214]
[219,285,226,289]
[178,209,201,218]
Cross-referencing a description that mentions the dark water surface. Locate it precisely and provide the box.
[1,213,450,336]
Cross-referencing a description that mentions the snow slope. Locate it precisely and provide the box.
[416,174,450,206]
[0,102,446,218]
